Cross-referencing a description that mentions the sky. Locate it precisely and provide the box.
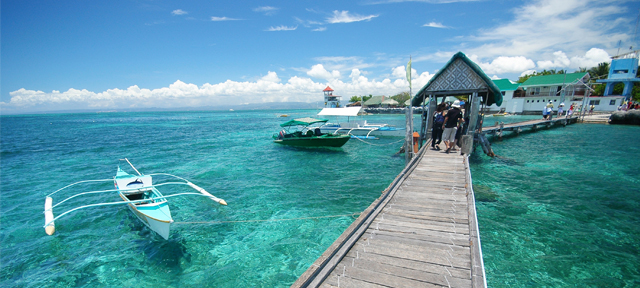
[2,0,639,113]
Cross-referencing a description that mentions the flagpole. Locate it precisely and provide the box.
[405,56,413,163]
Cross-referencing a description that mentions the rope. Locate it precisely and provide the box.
[351,137,405,146]
[173,212,361,225]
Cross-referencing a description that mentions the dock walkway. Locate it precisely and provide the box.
[482,116,579,136]
[293,145,485,288]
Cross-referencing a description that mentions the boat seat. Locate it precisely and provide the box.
[306,130,313,136]
[314,128,322,136]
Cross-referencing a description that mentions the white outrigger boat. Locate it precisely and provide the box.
[43,159,227,240]
[317,107,405,138]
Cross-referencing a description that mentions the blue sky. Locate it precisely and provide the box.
[2,0,638,113]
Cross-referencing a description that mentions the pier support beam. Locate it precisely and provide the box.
[404,106,413,163]
[463,91,480,155]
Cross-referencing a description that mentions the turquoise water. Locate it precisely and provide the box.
[1,111,639,287]
[1,110,407,288]
[471,123,640,287]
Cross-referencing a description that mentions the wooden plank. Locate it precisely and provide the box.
[349,239,471,269]
[342,250,471,279]
[321,275,383,288]
[378,208,469,224]
[326,265,443,288]
[340,256,473,287]
[370,218,469,235]
[394,190,467,202]
[364,222,469,243]
[293,143,486,288]
[364,228,470,247]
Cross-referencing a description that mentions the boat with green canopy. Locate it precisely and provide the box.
[273,117,350,147]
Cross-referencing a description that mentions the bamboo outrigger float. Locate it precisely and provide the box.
[43,158,227,240]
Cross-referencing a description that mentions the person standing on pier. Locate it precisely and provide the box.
[431,103,446,150]
[558,103,564,117]
[568,104,574,116]
[442,100,463,154]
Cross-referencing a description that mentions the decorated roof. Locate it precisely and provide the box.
[520,72,588,87]
[323,86,334,92]
[412,52,503,107]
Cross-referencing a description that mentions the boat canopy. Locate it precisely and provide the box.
[280,117,328,127]
[317,107,364,117]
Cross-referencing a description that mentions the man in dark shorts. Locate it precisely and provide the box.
[442,100,464,154]
[431,103,447,150]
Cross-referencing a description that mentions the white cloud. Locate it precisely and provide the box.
[392,66,407,79]
[266,25,297,31]
[260,71,281,83]
[569,48,611,68]
[327,10,378,24]
[253,6,278,15]
[313,27,327,32]
[211,16,241,21]
[307,64,341,80]
[537,51,571,69]
[520,69,536,77]
[423,22,448,28]
[2,68,438,112]
[172,9,188,16]
[470,55,536,74]
[466,0,628,60]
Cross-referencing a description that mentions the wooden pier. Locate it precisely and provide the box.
[481,116,579,137]
[292,145,485,288]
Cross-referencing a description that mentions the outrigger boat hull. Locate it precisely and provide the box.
[273,135,350,147]
[125,200,172,240]
[43,158,227,240]
[274,117,351,148]
[115,167,174,240]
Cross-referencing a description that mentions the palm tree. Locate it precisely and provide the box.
[588,62,609,80]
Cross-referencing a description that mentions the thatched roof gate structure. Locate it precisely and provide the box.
[411,52,503,154]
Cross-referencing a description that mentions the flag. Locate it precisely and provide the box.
[406,58,412,88]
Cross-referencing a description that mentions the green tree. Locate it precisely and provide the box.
[362,95,372,102]
[588,62,609,80]
[517,69,565,83]
[391,91,411,107]
[592,84,605,96]
[349,96,361,103]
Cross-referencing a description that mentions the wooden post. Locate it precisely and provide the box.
[425,95,436,146]
[405,106,413,163]
[498,122,504,140]
[462,92,480,155]
[467,92,480,135]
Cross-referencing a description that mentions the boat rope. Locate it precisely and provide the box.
[351,137,405,146]
[173,212,361,225]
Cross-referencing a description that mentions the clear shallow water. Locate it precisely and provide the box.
[470,123,640,287]
[1,110,407,288]
[2,111,639,287]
